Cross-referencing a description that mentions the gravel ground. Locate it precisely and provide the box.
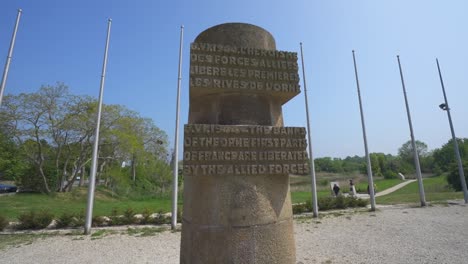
[1,203,467,264]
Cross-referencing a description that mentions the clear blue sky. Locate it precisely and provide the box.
[1,0,467,158]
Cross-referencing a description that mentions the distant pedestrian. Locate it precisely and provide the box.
[333,184,340,197]
[349,179,356,196]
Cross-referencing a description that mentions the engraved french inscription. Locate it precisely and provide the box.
[189,43,300,95]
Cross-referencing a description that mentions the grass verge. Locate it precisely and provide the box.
[376,176,463,204]
[0,233,59,250]
[0,188,176,221]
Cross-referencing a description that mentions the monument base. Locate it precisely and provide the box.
[180,219,295,264]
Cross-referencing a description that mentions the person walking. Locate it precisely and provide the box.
[349,179,357,196]
[333,184,340,197]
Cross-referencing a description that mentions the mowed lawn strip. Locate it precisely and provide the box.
[0,189,174,221]
[377,175,464,204]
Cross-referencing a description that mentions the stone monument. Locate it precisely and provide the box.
[180,23,309,264]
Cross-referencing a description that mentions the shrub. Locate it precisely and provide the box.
[316,196,368,212]
[71,212,85,227]
[292,203,307,214]
[334,196,346,209]
[317,197,334,211]
[0,215,9,231]
[151,210,170,225]
[447,161,468,191]
[383,171,398,179]
[345,196,360,207]
[433,165,443,176]
[56,212,75,228]
[122,208,136,225]
[108,208,124,226]
[356,198,369,207]
[17,210,54,230]
[140,208,152,225]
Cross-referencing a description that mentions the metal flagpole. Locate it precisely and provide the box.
[397,55,426,207]
[171,25,184,229]
[436,58,468,203]
[299,43,318,217]
[0,9,22,107]
[84,19,112,234]
[352,50,376,211]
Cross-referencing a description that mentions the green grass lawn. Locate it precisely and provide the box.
[1,176,463,221]
[376,175,464,204]
[0,188,176,221]
[355,178,403,193]
[291,178,404,204]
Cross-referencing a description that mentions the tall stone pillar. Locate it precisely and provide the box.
[180,23,309,264]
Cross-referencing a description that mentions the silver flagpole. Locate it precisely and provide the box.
[397,55,426,207]
[436,58,468,203]
[299,42,318,217]
[84,19,112,234]
[352,50,376,211]
[171,25,184,229]
[0,9,22,107]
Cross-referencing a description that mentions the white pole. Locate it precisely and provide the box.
[436,58,468,203]
[396,55,426,207]
[171,25,184,229]
[0,9,22,107]
[352,50,376,211]
[84,19,112,234]
[299,43,318,217]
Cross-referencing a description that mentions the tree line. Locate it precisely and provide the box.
[314,139,468,190]
[0,83,173,196]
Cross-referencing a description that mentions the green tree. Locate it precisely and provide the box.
[342,155,365,173]
[447,161,468,191]
[0,83,170,193]
[0,128,28,181]
[314,157,343,173]
[433,138,468,172]
[398,140,428,163]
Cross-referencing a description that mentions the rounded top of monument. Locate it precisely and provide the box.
[194,23,276,50]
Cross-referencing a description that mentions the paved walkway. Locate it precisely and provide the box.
[354,179,417,199]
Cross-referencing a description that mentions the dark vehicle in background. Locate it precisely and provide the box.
[0,184,17,193]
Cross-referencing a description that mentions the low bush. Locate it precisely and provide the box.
[56,212,75,228]
[139,208,152,224]
[383,171,398,179]
[122,208,136,225]
[292,196,369,214]
[0,215,9,231]
[71,212,85,227]
[17,210,54,230]
[317,197,333,211]
[356,198,369,207]
[334,196,346,209]
[292,203,308,214]
[109,208,124,226]
[447,161,468,191]
[151,210,170,225]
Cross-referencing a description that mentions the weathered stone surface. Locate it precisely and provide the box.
[194,23,276,51]
[180,23,303,264]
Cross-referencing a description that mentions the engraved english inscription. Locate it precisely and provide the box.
[183,124,309,176]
